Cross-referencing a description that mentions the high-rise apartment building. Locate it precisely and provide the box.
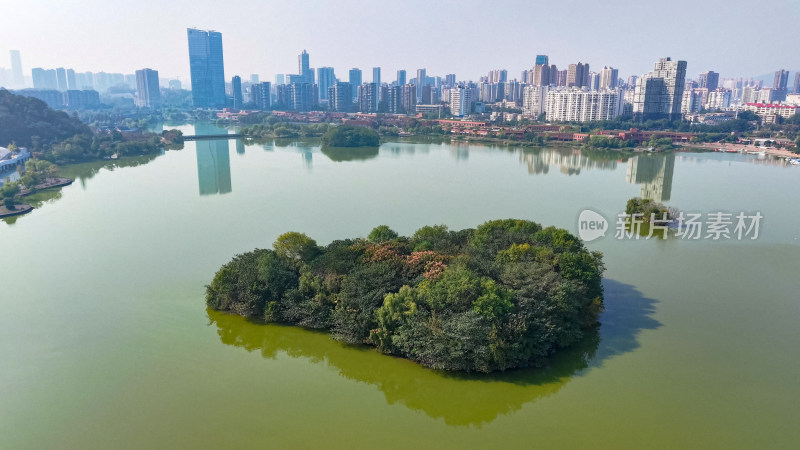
[522,85,548,117]
[773,69,789,101]
[135,68,161,108]
[231,76,243,109]
[55,68,68,91]
[533,64,551,86]
[251,82,271,110]
[386,85,403,114]
[401,84,416,114]
[445,74,456,87]
[289,82,316,111]
[66,69,77,90]
[357,83,378,113]
[545,88,622,122]
[396,70,406,86]
[632,57,687,120]
[566,63,589,88]
[328,82,353,112]
[698,71,719,91]
[32,68,58,90]
[794,72,800,94]
[187,28,226,108]
[599,66,619,90]
[449,86,472,117]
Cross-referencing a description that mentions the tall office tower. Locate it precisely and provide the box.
[449,86,472,116]
[401,84,416,114]
[357,83,378,112]
[55,68,68,91]
[794,72,800,94]
[316,67,335,101]
[349,68,362,99]
[386,85,403,113]
[535,55,549,66]
[599,66,619,89]
[773,69,789,101]
[533,64,551,86]
[627,75,638,88]
[135,68,161,108]
[632,57,687,120]
[187,28,226,108]
[416,68,426,99]
[549,65,558,85]
[372,67,381,85]
[275,74,285,85]
[298,49,313,83]
[250,74,259,84]
[66,69,77,90]
[421,85,435,104]
[396,69,406,86]
[445,74,456,87]
[231,76,243,109]
[328,81,353,112]
[698,70,719,91]
[10,50,24,87]
[566,63,589,88]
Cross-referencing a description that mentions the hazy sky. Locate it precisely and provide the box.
[1,0,798,84]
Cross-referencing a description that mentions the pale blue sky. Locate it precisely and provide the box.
[1,0,798,83]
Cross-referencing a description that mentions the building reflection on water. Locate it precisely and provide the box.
[519,148,618,175]
[195,123,232,195]
[626,153,675,202]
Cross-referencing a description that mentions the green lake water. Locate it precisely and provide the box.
[2,124,799,448]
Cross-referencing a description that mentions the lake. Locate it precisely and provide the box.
[2,123,799,448]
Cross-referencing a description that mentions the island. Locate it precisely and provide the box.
[206,219,605,373]
[321,124,380,147]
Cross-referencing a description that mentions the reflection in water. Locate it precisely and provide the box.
[626,153,675,202]
[209,279,659,426]
[519,147,619,175]
[321,146,379,162]
[195,124,232,196]
[236,139,245,155]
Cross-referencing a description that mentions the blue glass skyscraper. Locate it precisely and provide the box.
[187,28,226,108]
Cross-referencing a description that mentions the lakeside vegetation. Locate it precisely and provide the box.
[0,89,182,165]
[625,197,677,222]
[206,219,605,373]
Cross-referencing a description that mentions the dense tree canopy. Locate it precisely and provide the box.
[0,89,91,149]
[321,125,380,148]
[206,220,605,372]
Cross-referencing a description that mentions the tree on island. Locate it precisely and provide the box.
[205,219,605,373]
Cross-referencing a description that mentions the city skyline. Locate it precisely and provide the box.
[1,0,798,84]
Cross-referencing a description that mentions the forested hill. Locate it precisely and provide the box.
[0,89,92,149]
